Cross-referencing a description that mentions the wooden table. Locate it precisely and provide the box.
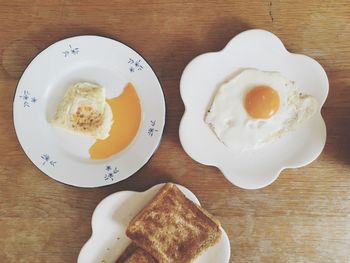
[1,1,349,262]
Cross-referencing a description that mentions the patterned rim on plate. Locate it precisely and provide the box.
[13,35,166,187]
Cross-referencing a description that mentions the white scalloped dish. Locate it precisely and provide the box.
[78,183,231,262]
[179,29,328,189]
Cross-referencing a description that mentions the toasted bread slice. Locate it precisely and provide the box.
[126,183,222,263]
[116,242,138,263]
[124,248,156,263]
[116,243,156,263]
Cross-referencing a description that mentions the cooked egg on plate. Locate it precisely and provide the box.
[179,29,328,189]
[52,81,141,160]
[51,82,113,140]
[13,35,165,187]
[205,69,318,152]
[89,82,141,160]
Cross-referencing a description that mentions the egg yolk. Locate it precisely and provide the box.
[245,86,280,119]
[89,82,141,160]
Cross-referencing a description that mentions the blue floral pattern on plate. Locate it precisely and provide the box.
[128,58,143,72]
[147,120,158,137]
[13,36,165,188]
[63,45,79,57]
[104,165,119,181]
[41,154,57,167]
[19,90,37,108]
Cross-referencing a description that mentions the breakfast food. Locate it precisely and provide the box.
[51,82,113,140]
[116,243,156,263]
[124,249,156,263]
[125,183,222,263]
[52,81,142,160]
[89,82,141,160]
[205,69,318,151]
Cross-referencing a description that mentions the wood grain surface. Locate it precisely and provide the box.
[0,1,349,262]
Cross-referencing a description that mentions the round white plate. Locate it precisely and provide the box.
[13,35,165,187]
[78,183,231,263]
[180,29,328,189]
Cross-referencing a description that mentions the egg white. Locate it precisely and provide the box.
[205,69,318,151]
[51,82,113,140]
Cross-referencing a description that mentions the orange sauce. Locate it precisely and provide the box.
[89,82,141,160]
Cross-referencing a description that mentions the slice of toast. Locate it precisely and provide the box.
[124,248,156,263]
[126,183,222,263]
[116,243,156,263]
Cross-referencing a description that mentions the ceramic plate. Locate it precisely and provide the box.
[180,29,328,189]
[13,35,165,187]
[78,183,231,263]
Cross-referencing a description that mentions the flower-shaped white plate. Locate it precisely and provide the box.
[13,35,165,187]
[78,183,231,263]
[179,29,328,189]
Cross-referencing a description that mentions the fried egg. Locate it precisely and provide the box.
[89,82,141,160]
[205,69,318,151]
[51,82,113,140]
